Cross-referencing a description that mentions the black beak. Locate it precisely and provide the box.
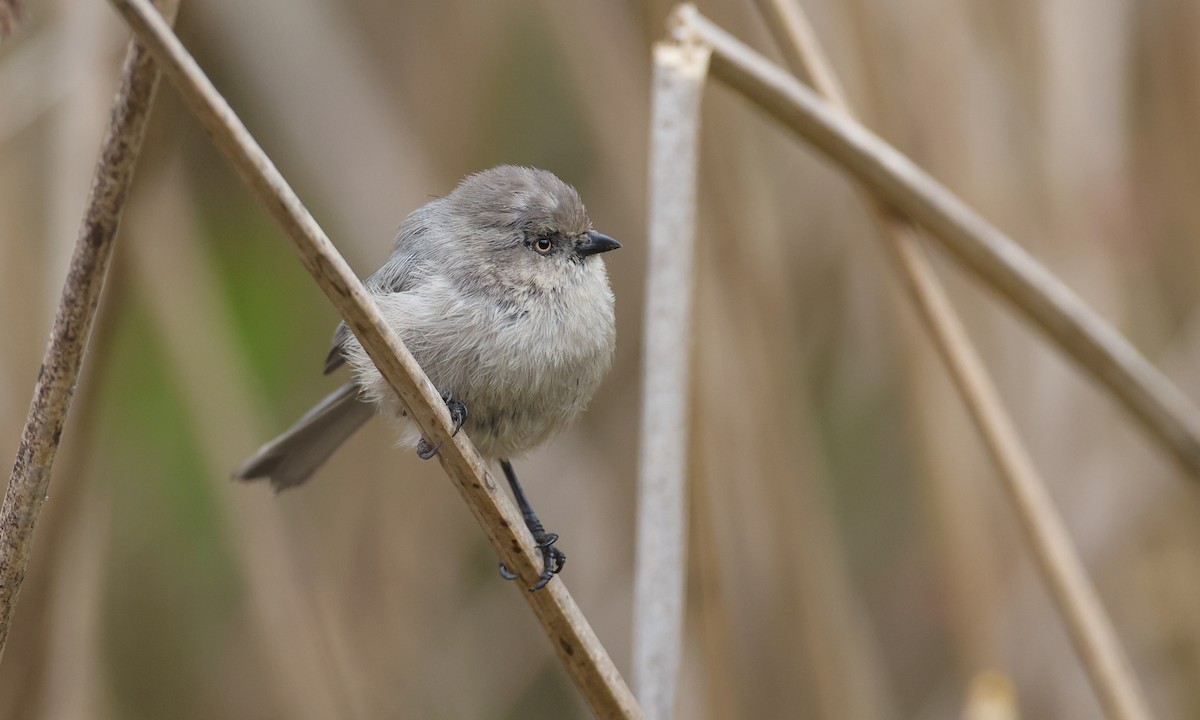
[576,231,622,257]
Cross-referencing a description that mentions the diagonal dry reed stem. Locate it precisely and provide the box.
[673,4,1200,484]
[0,0,180,663]
[104,0,642,716]
[633,39,710,720]
[731,3,1154,718]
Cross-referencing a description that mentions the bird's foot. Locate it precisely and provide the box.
[416,438,440,460]
[445,391,467,436]
[416,391,468,460]
[499,530,566,592]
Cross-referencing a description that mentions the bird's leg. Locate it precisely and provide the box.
[416,391,469,459]
[497,459,565,591]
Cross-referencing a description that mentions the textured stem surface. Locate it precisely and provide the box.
[104,0,641,716]
[0,0,180,663]
[633,38,710,720]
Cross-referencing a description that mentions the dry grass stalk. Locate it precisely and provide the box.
[104,0,641,716]
[0,0,180,663]
[633,39,710,720]
[188,0,433,254]
[885,244,1155,720]
[710,5,1152,720]
[672,4,1200,484]
[714,3,1155,719]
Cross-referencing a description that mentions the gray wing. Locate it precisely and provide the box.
[323,214,433,374]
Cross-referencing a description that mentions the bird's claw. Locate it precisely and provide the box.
[415,391,468,459]
[498,531,566,592]
[416,438,441,460]
[531,535,567,592]
[443,391,468,437]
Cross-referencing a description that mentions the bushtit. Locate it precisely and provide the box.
[235,165,621,590]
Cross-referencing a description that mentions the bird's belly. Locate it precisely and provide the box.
[351,277,615,460]
[419,305,612,459]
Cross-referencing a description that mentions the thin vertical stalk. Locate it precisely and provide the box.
[633,38,710,720]
[0,0,179,662]
[734,3,1154,719]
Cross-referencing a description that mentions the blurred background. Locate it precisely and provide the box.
[2,0,1200,718]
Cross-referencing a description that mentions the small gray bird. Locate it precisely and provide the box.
[235,166,621,590]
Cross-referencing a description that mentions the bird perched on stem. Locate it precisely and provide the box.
[235,165,621,591]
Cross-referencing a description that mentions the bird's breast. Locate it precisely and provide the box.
[432,271,615,457]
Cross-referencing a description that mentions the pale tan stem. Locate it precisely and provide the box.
[735,3,1154,719]
[0,0,180,663]
[633,39,710,720]
[673,4,1200,483]
[886,233,1152,720]
[103,0,642,716]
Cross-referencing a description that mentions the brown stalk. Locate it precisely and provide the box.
[731,3,1154,719]
[675,4,1200,484]
[0,0,181,662]
[103,0,641,716]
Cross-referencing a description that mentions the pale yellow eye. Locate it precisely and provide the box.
[534,236,553,254]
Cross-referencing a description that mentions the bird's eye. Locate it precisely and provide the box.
[533,236,554,254]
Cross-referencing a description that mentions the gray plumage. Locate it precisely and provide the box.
[233,382,373,489]
[235,166,619,491]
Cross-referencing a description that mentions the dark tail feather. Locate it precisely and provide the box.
[234,382,374,491]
